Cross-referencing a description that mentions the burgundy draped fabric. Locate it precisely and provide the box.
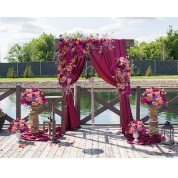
[89,39,133,132]
[65,56,86,130]
[125,133,162,145]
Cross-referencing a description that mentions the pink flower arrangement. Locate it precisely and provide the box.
[111,57,131,96]
[21,87,46,106]
[56,33,114,91]
[126,120,147,135]
[141,87,167,106]
[8,118,29,133]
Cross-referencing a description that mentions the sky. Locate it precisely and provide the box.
[1,17,178,62]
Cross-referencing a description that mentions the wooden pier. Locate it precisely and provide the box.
[1,126,178,158]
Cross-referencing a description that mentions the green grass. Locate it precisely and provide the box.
[0,75,178,82]
[131,75,178,79]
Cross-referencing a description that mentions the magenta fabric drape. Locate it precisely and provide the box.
[89,39,133,132]
[65,56,86,130]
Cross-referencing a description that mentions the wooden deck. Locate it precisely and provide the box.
[1,126,178,158]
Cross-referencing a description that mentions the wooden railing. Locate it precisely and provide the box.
[1,85,178,125]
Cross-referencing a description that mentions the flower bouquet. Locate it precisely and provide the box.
[8,118,29,134]
[141,87,167,106]
[111,57,131,96]
[126,120,147,135]
[21,87,46,106]
[21,88,46,134]
[0,107,7,131]
[8,119,29,142]
[141,87,167,135]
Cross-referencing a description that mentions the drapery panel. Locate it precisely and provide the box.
[89,39,133,132]
[65,56,86,130]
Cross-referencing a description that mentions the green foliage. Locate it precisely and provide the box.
[145,66,153,77]
[5,44,24,63]
[89,68,95,77]
[5,33,56,62]
[127,26,178,60]
[23,66,33,78]
[7,67,17,78]
[135,68,141,76]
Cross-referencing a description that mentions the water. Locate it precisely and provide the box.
[1,89,178,124]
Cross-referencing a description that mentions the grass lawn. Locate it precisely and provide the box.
[0,75,178,82]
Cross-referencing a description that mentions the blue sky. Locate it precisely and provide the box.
[0,0,178,62]
[1,17,178,62]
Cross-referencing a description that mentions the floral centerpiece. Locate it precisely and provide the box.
[126,120,147,135]
[141,87,167,135]
[56,33,114,93]
[111,57,131,96]
[21,87,46,106]
[141,87,167,106]
[8,118,29,133]
[21,88,46,134]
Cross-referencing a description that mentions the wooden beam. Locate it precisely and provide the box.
[80,98,119,124]
[0,89,15,101]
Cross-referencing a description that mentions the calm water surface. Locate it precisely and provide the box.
[1,89,178,124]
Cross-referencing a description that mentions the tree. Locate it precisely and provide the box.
[5,33,56,62]
[5,44,24,62]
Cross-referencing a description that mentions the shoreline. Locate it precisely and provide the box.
[1,79,178,89]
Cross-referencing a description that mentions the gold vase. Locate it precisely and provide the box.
[148,105,159,135]
[28,105,39,133]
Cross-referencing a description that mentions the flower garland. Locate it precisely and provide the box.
[56,33,114,92]
[111,57,131,96]
[126,120,147,135]
[8,118,29,133]
[141,87,167,106]
[21,87,46,106]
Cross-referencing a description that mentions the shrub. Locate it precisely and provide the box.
[145,66,152,77]
[135,68,141,76]
[7,67,17,78]
[23,65,33,78]
[89,68,95,77]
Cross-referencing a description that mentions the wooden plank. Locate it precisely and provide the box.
[76,129,88,158]
[2,141,20,158]
[108,128,121,158]
[46,143,60,158]
[0,134,16,157]
[83,128,93,158]
[31,142,48,158]
[17,141,42,158]
[39,143,53,158]
[121,135,136,158]
[104,128,114,158]
[91,128,99,158]
[116,133,129,158]
[61,134,73,158]
[98,128,106,158]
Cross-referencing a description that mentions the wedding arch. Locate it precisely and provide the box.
[56,33,134,134]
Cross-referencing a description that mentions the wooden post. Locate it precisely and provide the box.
[136,86,141,120]
[61,91,66,134]
[16,85,21,119]
[74,86,81,121]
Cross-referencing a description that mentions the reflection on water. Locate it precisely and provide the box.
[1,89,178,124]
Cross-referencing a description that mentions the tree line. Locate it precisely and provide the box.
[5,26,178,62]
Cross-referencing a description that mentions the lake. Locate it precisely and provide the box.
[1,89,178,124]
